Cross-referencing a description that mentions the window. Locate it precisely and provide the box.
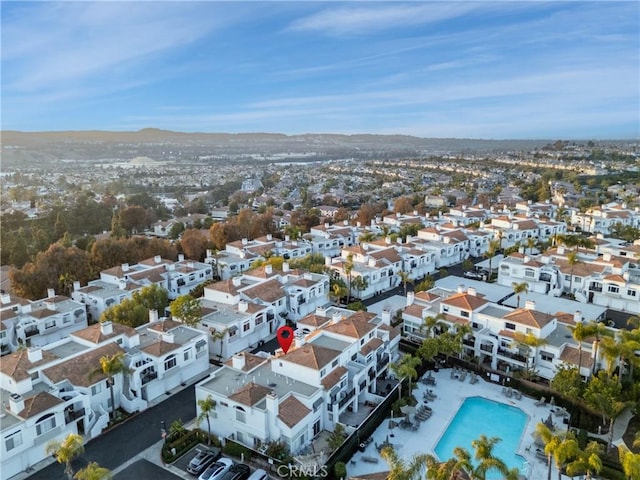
[332,359,338,368]
[505,322,516,331]
[608,285,619,294]
[243,321,250,332]
[183,349,191,362]
[236,408,246,423]
[525,269,535,278]
[540,352,554,362]
[35,413,56,436]
[63,314,71,324]
[320,368,326,377]
[360,339,364,345]
[461,311,469,318]
[44,319,56,330]
[164,354,177,371]
[91,383,102,395]
[627,289,637,298]
[5,431,23,451]
[255,315,263,326]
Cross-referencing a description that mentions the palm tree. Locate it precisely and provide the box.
[330,281,348,305]
[380,446,427,480]
[485,239,501,282]
[569,321,596,376]
[511,281,529,308]
[589,320,612,375]
[471,435,518,480]
[389,354,421,400]
[351,275,368,300]
[421,314,447,339]
[566,250,581,297]
[599,336,621,379]
[535,423,572,480]
[526,237,536,255]
[197,395,217,445]
[90,352,130,421]
[46,433,85,480]
[398,271,413,296]
[510,332,547,379]
[618,445,640,480]
[210,328,229,360]
[74,462,112,480]
[566,441,603,480]
[344,253,354,302]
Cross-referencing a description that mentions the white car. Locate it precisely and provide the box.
[198,457,234,480]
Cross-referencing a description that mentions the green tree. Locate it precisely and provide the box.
[550,364,583,400]
[485,239,501,282]
[566,441,603,480]
[327,423,346,450]
[210,327,228,359]
[414,276,435,293]
[74,462,113,480]
[618,446,640,480]
[197,395,217,445]
[351,275,368,299]
[380,446,427,480]
[583,371,626,449]
[569,321,597,376]
[46,433,85,480]
[398,271,413,296]
[566,251,581,296]
[100,298,148,328]
[421,314,447,339]
[131,284,169,315]
[510,332,547,379]
[535,423,578,480]
[90,352,130,421]
[169,295,202,326]
[389,354,421,400]
[511,281,529,308]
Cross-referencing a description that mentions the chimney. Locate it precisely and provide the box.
[100,321,114,335]
[27,347,43,363]
[385,236,391,245]
[574,311,582,323]
[232,276,242,287]
[603,252,612,261]
[154,255,161,263]
[316,306,327,316]
[1,293,11,304]
[149,309,159,323]
[343,220,349,226]
[518,246,524,254]
[282,262,290,273]
[381,309,391,326]
[118,279,127,290]
[285,235,290,242]
[266,391,278,415]
[407,291,415,306]
[242,238,248,245]
[47,288,55,298]
[162,332,175,344]
[8,394,24,414]
[406,235,412,243]
[332,312,342,324]
[122,263,129,272]
[524,300,536,310]
[238,300,248,313]
[73,281,81,292]
[467,287,477,297]
[324,222,330,229]
[232,353,246,370]
[295,335,306,348]
[457,285,465,293]
[558,246,565,255]
[265,264,273,275]
[206,249,213,257]
[325,257,331,266]
[178,254,185,262]
[267,233,272,241]
[356,221,361,228]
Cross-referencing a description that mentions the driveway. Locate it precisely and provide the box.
[27,386,196,480]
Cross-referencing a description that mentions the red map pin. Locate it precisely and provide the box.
[276,326,294,354]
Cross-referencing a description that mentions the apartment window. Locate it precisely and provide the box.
[164,354,177,371]
[91,383,103,395]
[627,289,637,298]
[461,311,469,318]
[320,368,326,377]
[360,338,364,345]
[540,352,554,362]
[236,407,246,423]
[5,431,23,451]
[35,413,56,436]
[525,269,535,278]
[255,315,263,326]
[351,353,357,361]
[608,285,620,294]
[44,319,56,330]
[243,321,250,332]
[183,349,191,362]
[505,322,516,331]
[332,359,338,368]
[63,314,71,324]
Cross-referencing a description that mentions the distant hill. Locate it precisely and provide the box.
[0,129,566,167]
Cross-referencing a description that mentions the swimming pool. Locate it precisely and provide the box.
[434,396,528,477]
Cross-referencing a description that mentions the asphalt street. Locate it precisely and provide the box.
[27,386,195,480]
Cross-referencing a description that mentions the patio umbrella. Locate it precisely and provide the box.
[400,405,416,415]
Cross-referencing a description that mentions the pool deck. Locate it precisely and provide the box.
[347,368,561,479]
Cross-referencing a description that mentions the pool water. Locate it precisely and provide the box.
[434,396,528,477]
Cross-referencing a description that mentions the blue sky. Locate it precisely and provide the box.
[2,1,638,139]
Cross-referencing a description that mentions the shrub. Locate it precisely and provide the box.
[223,440,252,461]
[334,462,347,479]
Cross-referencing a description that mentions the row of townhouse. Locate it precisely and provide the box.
[401,285,608,382]
[0,290,88,354]
[194,306,401,456]
[185,263,332,360]
[570,202,640,235]
[0,314,209,478]
[496,240,640,314]
[71,254,214,322]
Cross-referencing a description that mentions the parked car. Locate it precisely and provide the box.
[246,468,268,480]
[219,464,251,480]
[198,457,234,480]
[187,447,221,475]
[463,270,485,280]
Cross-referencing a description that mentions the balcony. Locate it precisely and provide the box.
[25,327,39,338]
[480,344,493,353]
[462,339,475,348]
[65,408,86,424]
[497,348,527,364]
[141,371,158,385]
